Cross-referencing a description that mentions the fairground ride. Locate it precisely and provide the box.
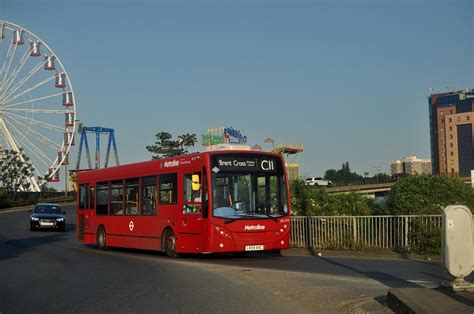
[68,125,119,193]
[271,143,304,181]
[0,20,77,191]
[75,125,119,170]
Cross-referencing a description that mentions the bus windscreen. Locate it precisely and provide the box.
[211,155,288,220]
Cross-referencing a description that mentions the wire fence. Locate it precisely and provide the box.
[291,215,442,254]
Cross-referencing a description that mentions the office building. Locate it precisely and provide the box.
[390,156,431,176]
[390,160,403,176]
[429,88,474,176]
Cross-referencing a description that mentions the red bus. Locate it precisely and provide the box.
[77,150,291,256]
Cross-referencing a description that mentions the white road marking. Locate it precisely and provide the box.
[407,279,439,286]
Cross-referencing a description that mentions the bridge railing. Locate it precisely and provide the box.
[290,215,442,254]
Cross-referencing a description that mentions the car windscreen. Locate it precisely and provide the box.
[34,206,62,214]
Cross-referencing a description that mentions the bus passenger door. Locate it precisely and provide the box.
[180,171,205,253]
[78,184,95,244]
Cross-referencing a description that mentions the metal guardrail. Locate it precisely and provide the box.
[291,215,442,251]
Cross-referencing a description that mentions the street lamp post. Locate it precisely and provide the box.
[373,166,381,184]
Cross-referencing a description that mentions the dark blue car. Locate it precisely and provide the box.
[29,203,66,232]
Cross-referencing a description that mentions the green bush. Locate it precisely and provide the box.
[290,179,377,216]
[386,175,474,215]
[405,219,441,255]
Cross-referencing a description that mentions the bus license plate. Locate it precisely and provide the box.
[245,245,264,251]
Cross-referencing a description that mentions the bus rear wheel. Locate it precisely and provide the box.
[164,229,178,258]
[97,227,107,250]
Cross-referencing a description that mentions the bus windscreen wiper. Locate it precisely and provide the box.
[224,215,255,224]
[263,213,278,222]
[224,217,238,224]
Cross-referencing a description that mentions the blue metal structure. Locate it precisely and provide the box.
[75,125,119,170]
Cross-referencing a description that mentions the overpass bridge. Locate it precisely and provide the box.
[325,182,394,196]
[324,176,472,197]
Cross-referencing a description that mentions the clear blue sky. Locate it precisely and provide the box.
[2,0,473,178]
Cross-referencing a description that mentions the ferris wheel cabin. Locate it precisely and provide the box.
[44,56,55,70]
[55,73,66,88]
[12,29,24,45]
[63,92,73,106]
[29,41,41,57]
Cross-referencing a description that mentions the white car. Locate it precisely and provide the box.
[304,177,333,187]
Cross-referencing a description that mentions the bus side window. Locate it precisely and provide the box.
[89,187,95,210]
[125,178,139,216]
[183,172,202,214]
[141,176,157,216]
[79,184,87,210]
[202,168,208,218]
[110,180,124,215]
[96,182,109,215]
[159,173,177,205]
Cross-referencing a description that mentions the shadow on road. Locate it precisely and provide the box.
[0,233,66,262]
[435,286,474,307]
[65,223,75,232]
[91,246,436,289]
[79,243,457,295]
[318,257,420,288]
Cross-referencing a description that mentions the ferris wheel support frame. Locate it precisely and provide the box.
[0,116,40,191]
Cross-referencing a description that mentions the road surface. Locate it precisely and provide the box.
[0,204,464,313]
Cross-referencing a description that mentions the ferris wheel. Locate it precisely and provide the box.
[0,20,77,192]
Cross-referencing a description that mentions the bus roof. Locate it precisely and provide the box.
[77,150,282,182]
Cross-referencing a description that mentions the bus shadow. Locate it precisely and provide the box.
[0,234,66,262]
[93,247,282,260]
[96,246,167,257]
[193,251,284,259]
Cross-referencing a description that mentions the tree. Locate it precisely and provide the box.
[290,179,312,216]
[324,162,363,186]
[37,174,56,194]
[386,174,474,215]
[146,132,197,159]
[323,162,391,185]
[324,169,338,183]
[0,149,35,200]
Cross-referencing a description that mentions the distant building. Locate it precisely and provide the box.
[286,163,299,181]
[390,160,403,175]
[390,156,431,176]
[429,88,474,176]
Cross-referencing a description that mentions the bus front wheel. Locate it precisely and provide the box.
[164,229,178,258]
[97,226,107,250]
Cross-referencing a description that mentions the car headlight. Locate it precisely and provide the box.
[31,217,39,221]
[56,218,65,222]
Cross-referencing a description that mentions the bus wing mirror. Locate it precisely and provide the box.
[192,174,201,191]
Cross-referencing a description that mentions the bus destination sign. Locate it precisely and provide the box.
[212,156,279,173]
